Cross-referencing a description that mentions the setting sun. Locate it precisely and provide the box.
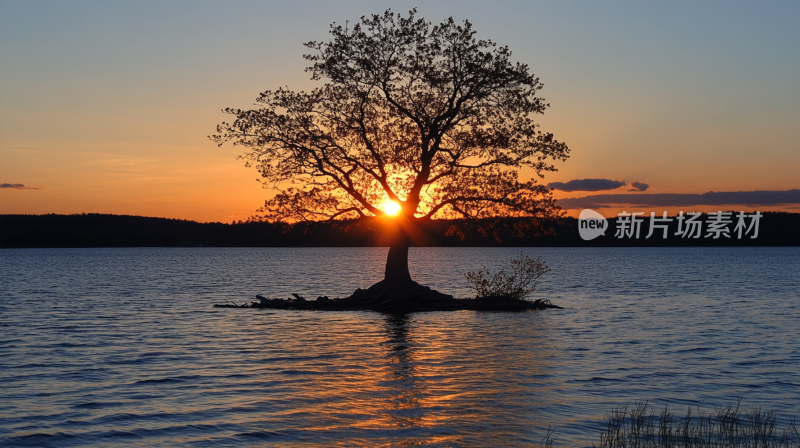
[381,200,402,216]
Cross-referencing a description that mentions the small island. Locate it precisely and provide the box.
[215,293,561,313]
[215,250,559,313]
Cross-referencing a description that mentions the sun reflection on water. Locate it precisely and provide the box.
[251,312,561,446]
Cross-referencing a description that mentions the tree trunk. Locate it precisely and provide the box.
[347,215,452,306]
[384,233,412,285]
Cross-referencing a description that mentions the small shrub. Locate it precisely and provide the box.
[466,252,550,300]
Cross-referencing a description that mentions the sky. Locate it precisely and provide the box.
[1,0,798,222]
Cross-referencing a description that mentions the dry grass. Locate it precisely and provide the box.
[592,400,799,448]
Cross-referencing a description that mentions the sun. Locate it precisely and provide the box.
[381,200,402,216]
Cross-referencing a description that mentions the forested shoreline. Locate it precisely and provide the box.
[2,212,798,248]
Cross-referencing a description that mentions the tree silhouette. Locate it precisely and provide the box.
[212,9,569,302]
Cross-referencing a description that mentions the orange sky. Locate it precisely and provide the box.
[1,2,798,222]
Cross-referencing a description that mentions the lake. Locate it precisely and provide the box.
[1,247,798,446]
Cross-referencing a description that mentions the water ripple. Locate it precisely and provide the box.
[1,247,798,446]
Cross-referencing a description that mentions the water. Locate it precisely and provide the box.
[1,247,798,447]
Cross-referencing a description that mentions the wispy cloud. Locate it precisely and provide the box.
[628,181,649,192]
[557,189,800,209]
[547,178,627,192]
[1,183,43,190]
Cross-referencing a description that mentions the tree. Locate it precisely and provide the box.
[212,9,569,302]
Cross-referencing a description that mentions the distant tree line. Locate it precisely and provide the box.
[1,212,798,248]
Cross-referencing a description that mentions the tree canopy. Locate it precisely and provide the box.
[212,8,569,224]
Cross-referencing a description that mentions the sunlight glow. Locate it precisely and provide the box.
[381,200,402,216]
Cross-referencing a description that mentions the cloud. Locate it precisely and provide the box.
[547,178,627,192]
[628,181,649,192]
[0,183,42,190]
[557,189,800,209]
